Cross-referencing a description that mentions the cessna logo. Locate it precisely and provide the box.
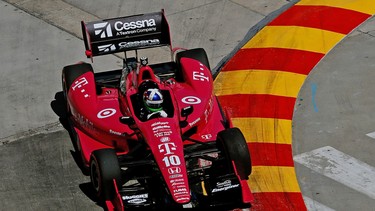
[93,22,113,38]
[114,19,156,31]
[168,167,181,174]
[119,39,160,49]
[97,44,116,53]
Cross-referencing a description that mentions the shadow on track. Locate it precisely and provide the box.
[50,91,105,210]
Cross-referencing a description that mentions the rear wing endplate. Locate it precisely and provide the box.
[81,11,171,59]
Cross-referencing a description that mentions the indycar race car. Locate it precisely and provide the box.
[61,11,253,210]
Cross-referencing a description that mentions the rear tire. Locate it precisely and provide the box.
[175,48,211,81]
[217,128,252,180]
[90,149,122,200]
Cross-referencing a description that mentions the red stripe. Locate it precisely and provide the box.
[252,192,307,211]
[221,48,324,75]
[269,5,371,34]
[248,143,294,167]
[218,94,296,120]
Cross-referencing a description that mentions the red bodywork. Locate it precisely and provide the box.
[63,11,253,210]
[66,57,252,206]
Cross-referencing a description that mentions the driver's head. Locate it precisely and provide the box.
[143,88,163,112]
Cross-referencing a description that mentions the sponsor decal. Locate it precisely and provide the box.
[192,62,209,81]
[174,192,189,196]
[97,108,117,119]
[152,122,172,137]
[193,71,209,82]
[168,167,181,174]
[71,77,90,98]
[72,77,88,91]
[152,125,171,131]
[154,131,172,137]
[119,39,160,49]
[109,129,123,136]
[92,19,156,39]
[216,180,231,188]
[151,121,169,127]
[128,199,146,204]
[97,44,116,53]
[181,96,201,105]
[189,117,200,127]
[169,174,183,179]
[212,183,239,193]
[158,143,176,155]
[75,113,94,131]
[201,134,212,140]
[176,197,190,202]
[176,185,187,189]
[171,181,185,186]
[160,136,170,142]
[183,203,193,208]
[170,178,184,183]
[212,184,239,193]
[93,22,113,38]
[114,19,156,31]
[122,193,148,204]
[173,188,187,193]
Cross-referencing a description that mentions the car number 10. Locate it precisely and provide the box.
[162,155,181,167]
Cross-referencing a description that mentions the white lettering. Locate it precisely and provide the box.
[114,19,156,31]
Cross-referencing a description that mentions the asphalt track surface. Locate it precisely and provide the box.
[1,0,375,210]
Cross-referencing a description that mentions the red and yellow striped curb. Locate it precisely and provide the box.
[214,0,375,210]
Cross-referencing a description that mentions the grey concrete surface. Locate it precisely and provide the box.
[0,0,119,140]
[293,17,375,210]
[0,131,101,210]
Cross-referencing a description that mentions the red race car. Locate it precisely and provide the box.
[61,11,253,210]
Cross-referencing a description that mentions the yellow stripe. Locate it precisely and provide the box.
[297,0,375,15]
[248,166,301,193]
[243,26,345,54]
[232,117,292,144]
[214,70,306,98]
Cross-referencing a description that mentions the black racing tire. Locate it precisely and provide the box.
[176,48,210,70]
[61,63,93,117]
[90,149,122,201]
[175,48,211,81]
[217,128,252,180]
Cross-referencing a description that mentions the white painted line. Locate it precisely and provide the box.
[303,196,335,211]
[366,131,375,139]
[294,146,375,200]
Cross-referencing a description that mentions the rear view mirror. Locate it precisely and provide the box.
[181,106,193,118]
[119,116,135,125]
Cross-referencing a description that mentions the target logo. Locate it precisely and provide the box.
[97,108,116,119]
[181,96,201,105]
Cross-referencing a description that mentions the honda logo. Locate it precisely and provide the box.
[168,167,181,174]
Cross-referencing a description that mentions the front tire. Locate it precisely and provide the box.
[217,128,252,180]
[90,149,122,200]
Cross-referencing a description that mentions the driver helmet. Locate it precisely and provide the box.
[143,88,164,112]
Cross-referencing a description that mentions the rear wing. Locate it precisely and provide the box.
[81,11,171,59]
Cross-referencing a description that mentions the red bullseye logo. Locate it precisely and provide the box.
[97,108,116,119]
[182,96,201,105]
